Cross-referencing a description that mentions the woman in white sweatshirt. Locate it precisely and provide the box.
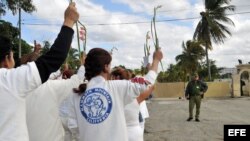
[0,3,79,141]
[68,48,162,141]
[111,67,154,141]
[26,65,85,141]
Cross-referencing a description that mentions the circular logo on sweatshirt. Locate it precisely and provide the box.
[79,88,112,124]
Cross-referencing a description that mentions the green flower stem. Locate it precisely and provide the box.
[78,21,87,53]
[70,0,81,58]
[151,6,163,70]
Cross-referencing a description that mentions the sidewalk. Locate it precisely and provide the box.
[144,97,250,141]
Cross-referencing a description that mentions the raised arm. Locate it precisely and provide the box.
[136,85,154,104]
[35,2,79,83]
[144,49,163,84]
[53,57,86,104]
[150,49,163,73]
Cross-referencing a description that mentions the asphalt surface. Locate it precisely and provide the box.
[144,97,250,141]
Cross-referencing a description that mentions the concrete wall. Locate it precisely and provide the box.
[205,82,231,97]
[153,82,231,98]
[153,82,185,98]
[232,74,241,97]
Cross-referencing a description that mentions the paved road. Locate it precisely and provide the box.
[144,97,250,141]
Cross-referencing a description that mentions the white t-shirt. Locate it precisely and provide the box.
[68,70,156,141]
[124,74,155,141]
[26,66,84,141]
[125,99,143,141]
[125,99,140,126]
[139,101,149,119]
[0,62,41,141]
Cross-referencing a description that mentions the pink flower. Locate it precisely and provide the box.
[79,27,86,40]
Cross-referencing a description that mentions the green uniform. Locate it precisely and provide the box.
[185,80,208,119]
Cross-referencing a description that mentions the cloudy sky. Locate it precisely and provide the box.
[3,0,250,70]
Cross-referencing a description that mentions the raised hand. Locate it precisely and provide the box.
[153,48,163,62]
[64,2,79,28]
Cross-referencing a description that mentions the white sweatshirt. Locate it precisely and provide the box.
[139,101,149,119]
[125,99,140,127]
[125,99,143,141]
[68,70,157,141]
[26,66,85,141]
[124,75,155,141]
[0,62,41,141]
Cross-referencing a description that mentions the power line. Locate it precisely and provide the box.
[22,23,62,26]
[210,52,250,56]
[22,4,250,21]
[22,17,198,26]
[228,11,250,15]
[85,17,199,26]
[22,11,250,27]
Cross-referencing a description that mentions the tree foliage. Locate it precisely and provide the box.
[157,64,186,82]
[0,19,18,39]
[41,40,51,55]
[0,0,36,16]
[0,20,32,66]
[176,40,205,78]
[40,41,81,72]
[193,0,235,80]
[156,60,222,83]
[66,48,80,70]
[193,0,235,48]
[197,60,222,81]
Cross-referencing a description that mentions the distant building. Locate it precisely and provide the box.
[219,68,237,75]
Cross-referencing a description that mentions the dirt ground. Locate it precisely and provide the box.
[144,97,250,141]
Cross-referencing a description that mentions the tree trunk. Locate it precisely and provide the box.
[205,43,211,81]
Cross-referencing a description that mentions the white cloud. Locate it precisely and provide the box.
[112,0,195,18]
[6,0,250,70]
[211,18,250,67]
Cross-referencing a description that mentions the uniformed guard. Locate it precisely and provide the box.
[185,73,208,122]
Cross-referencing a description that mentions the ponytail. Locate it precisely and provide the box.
[73,83,87,95]
[73,48,112,95]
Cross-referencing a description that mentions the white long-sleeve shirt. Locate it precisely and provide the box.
[125,99,143,141]
[26,66,85,141]
[139,101,149,119]
[124,74,155,141]
[68,70,157,141]
[125,99,140,127]
[0,62,41,141]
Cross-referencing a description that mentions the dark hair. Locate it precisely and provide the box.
[126,69,135,78]
[74,48,112,94]
[111,67,130,80]
[62,70,74,79]
[0,36,12,62]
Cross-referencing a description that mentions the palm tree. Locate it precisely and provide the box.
[165,64,185,82]
[198,60,222,81]
[41,41,51,55]
[176,40,205,81]
[193,0,235,81]
[66,48,80,70]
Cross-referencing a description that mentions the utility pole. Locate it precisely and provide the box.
[18,1,22,58]
[0,3,3,20]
